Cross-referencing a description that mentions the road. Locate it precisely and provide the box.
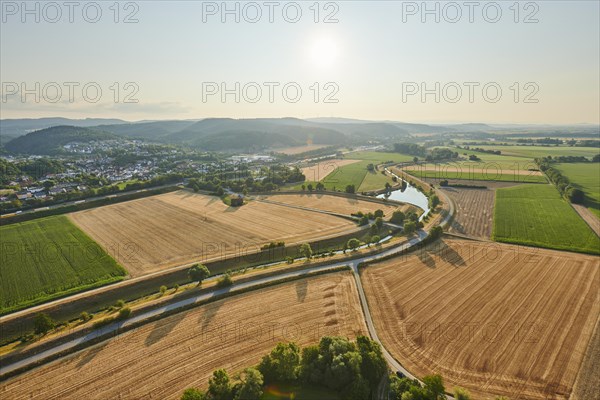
[1,179,456,399]
[0,182,182,217]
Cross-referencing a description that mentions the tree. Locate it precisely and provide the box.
[301,184,306,191]
[234,368,263,400]
[216,186,225,196]
[567,187,585,204]
[371,235,380,244]
[359,215,369,226]
[117,307,131,320]
[429,195,440,209]
[374,217,384,230]
[299,243,313,259]
[115,299,125,308]
[307,183,314,192]
[160,285,167,295]
[413,157,419,163]
[593,154,600,162]
[43,180,55,190]
[188,264,210,285]
[80,311,91,322]
[34,313,55,335]
[367,163,375,171]
[390,210,405,224]
[423,374,445,399]
[316,182,325,191]
[347,238,361,251]
[208,369,232,400]
[181,388,206,400]
[404,221,416,235]
[374,209,384,218]
[356,336,387,389]
[428,226,443,240]
[258,342,301,383]
[453,387,472,400]
[345,184,356,194]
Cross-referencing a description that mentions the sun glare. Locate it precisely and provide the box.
[309,36,339,68]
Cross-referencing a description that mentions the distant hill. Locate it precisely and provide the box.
[5,126,117,155]
[0,117,127,138]
[96,120,197,140]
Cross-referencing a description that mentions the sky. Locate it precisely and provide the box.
[1,0,599,124]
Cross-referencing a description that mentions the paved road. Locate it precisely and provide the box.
[1,179,456,399]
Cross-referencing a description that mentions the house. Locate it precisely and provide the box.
[230,194,244,207]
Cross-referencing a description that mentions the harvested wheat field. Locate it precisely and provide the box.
[260,193,416,217]
[69,191,359,277]
[443,188,496,238]
[0,272,366,400]
[301,159,360,181]
[361,238,600,399]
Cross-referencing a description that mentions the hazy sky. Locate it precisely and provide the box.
[1,0,599,124]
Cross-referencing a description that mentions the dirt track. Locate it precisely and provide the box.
[361,238,600,399]
[0,273,367,399]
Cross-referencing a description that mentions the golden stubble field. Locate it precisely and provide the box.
[361,239,600,399]
[260,193,415,217]
[0,273,367,400]
[69,191,359,277]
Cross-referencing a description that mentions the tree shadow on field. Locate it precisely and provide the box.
[296,279,308,302]
[145,311,187,347]
[75,335,112,369]
[199,299,224,331]
[437,240,466,267]
[416,247,436,269]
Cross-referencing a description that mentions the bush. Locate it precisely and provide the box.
[160,285,168,295]
[180,388,206,400]
[80,311,92,322]
[115,299,125,308]
[117,307,132,320]
[174,284,180,292]
[286,256,294,264]
[371,235,381,244]
[216,274,233,288]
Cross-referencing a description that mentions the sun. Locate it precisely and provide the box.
[309,36,339,69]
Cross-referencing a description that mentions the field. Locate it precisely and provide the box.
[361,239,600,399]
[555,163,600,218]
[0,216,125,314]
[300,159,360,182]
[404,165,546,183]
[260,193,415,217]
[344,151,414,163]
[493,184,600,254]
[443,187,496,238]
[0,273,367,399]
[473,145,600,159]
[275,144,329,155]
[69,191,360,277]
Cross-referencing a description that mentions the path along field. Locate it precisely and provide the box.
[260,193,416,217]
[0,272,367,400]
[0,216,125,315]
[361,238,600,399]
[493,184,600,254]
[69,191,360,277]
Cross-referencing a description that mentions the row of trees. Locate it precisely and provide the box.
[536,158,585,203]
[181,336,388,400]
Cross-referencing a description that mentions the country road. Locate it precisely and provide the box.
[0,178,456,398]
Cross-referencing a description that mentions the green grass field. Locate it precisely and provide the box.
[493,184,600,254]
[261,383,340,400]
[405,167,547,183]
[0,216,126,314]
[555,163,600,218]
[345,151,414,163]
[474,145,600,159]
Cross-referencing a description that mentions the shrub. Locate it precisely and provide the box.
[117,307,131,320]
[160,285,168,295]
[80,311,92,322]
[216,274,233,288]
[286,256,294,264]
[115,299,125,308]
[371,235,381,244]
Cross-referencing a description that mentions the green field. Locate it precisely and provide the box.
[555,163,600,218]
[405,167,547,183]
[0,216,126,314]
[344,151,414,163]
[261,383,340,400]
[492,184,600,254]
[474,145,600,159]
